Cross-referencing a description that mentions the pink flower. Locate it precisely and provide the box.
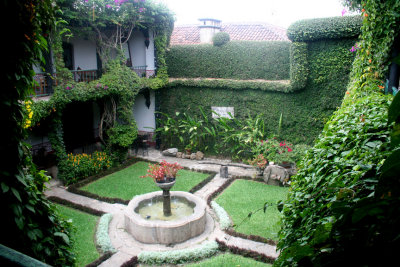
[287,147,293,152]
[341,8,347,16]
[279,142,286,147]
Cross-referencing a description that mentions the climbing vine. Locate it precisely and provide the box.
[1,0,75,265]
[276,1,400,265]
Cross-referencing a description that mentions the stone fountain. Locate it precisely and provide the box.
[124,175,207,244]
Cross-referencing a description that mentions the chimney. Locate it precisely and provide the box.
[198,18,221,43]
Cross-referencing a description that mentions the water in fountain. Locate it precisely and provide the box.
[137,196,195,221]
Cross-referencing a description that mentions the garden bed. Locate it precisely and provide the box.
[69,161,213,203]
[54,204,100,267]
[213,179,288,241]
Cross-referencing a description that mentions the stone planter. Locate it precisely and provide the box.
[256,167,265,176]
[155,178,176,190]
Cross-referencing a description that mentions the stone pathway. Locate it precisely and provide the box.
[45,148,279,266]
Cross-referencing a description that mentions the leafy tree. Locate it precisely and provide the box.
[56,0,174,66]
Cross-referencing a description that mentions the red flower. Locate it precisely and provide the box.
[287,147,293,152]
[279,142,286,147]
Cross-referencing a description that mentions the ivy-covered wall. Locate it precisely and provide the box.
[166,41,291,80]
[159,16,361,145]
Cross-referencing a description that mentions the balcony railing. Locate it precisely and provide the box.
[33,73,57,96]
[32,66,150,97]
[131,65,147,77]
[71,69,98,82]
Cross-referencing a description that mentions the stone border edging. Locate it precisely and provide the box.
[96,214,116,253]
[216,239,276,265]
[137,241,219,265]
[211,201,232,230]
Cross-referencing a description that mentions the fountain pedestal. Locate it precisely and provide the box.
[155,179,176,217]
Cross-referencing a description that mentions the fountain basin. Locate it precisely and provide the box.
[124,191,207,244]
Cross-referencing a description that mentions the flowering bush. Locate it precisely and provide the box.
[250,137,300,164]
[63,151,112,184]
[142,161,183,182]
[247,154,268,169]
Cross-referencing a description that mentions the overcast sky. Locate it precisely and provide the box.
[158,0,354,28]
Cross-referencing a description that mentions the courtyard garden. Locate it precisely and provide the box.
[50,157,286,266]
[3,0,400,266]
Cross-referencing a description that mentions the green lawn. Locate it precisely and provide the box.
[184,253,271,267]
[215,179,288,240]
[80,161,210,200]
[55,204,99,267]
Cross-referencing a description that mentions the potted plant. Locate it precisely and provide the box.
[161,160,183,181]
[248,154,268,176]
[141,160,183,184]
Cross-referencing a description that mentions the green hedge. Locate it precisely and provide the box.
[287,15,362,42]
[289,42,308,90]
[168,78,291,93]
[166,41,290,80]
[161,38,356,145]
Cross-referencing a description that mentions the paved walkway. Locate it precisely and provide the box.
[45,149,278,266]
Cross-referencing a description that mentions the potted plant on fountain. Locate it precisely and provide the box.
[142,161,183,216]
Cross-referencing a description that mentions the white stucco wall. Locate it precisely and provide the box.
[129,30,146,67]
[145,30,155,71]
[71,38,97,70]
[132,90,155,132]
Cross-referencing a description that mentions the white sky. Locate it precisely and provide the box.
[158,0,354,28]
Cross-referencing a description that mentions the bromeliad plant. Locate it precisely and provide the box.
[141,160,183,183]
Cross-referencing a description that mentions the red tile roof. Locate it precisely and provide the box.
[170,22,289,46]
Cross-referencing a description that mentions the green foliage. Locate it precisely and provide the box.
[287,15,362,42]
[211,201,232,230]
[138,241,219,265]
[31,61,141,174]
[162,17,358,145]
[56,0,174,66]
[96,214,116,253]
[55,204,100,266]
[168,78,292,93]
[216,180,288,240]
[106,122,138,163]
[289,42,308,90]
[62,151,112,185]
[276,1,400,263]
[275,92,392,265]
[212,32,230,47]
[1,1,75,265]
[166,41,290,80]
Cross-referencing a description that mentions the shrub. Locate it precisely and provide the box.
[211,201,232,230]
[276,92,393,266]
[212,32,230,46]
[138,241,219,265]
[62,151,112,184]
[96,214,116,253]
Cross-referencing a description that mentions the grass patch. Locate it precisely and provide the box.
[215,179,288,241]
[80,161,209,200]
[184,252,272,267]
[55,204,100,267]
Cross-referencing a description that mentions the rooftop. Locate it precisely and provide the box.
[170,22,289,46]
